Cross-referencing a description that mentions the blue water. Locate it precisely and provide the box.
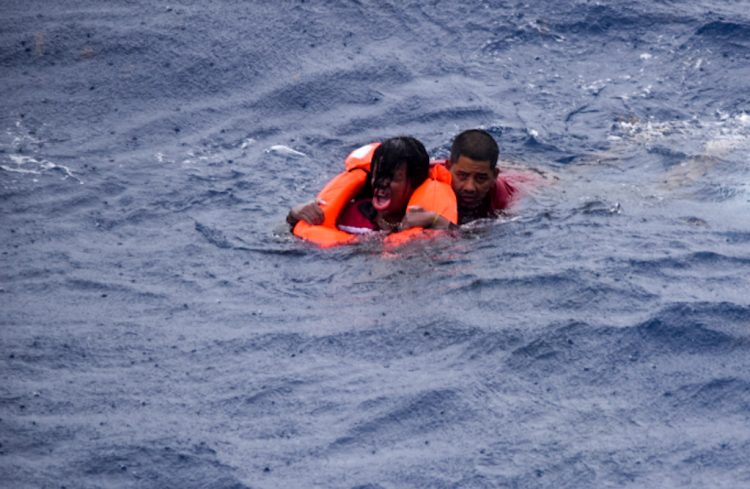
[2,1,750,488]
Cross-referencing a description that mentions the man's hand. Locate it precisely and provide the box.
[400,206,452,230]
[287,199,326,226]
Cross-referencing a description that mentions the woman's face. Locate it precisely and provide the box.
[371,163,413,217]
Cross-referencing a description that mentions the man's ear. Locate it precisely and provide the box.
[493,167,500,179]
[445,159,453,170]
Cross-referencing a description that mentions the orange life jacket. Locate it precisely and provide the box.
[293,143,457,248]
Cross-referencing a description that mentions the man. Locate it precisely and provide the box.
[402,129,518,229]
[444,129,516,224]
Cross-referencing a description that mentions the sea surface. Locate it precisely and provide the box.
[2,1,750,488]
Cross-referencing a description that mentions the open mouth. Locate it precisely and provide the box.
[372,188,392,211]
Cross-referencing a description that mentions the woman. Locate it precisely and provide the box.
[288,136,447,234]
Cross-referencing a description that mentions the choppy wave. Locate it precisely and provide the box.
[2,1,750,488]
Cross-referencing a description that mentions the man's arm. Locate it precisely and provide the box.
[287,200,326,227]
[399,206,455,231]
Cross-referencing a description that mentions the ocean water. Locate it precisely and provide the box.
[1,1,749,488]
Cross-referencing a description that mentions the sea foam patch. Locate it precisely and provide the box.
[1,154,82,183]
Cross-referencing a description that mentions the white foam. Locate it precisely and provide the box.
[704,135,744,157]
[610,110,750,169]
[240,138,256,149]
[0,164,40,174]
[3,154,82,183]
[582,78,610,92]
[266,145,307,158]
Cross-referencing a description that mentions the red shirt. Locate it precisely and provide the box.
[491,175,517,211]
[337,199,378,234]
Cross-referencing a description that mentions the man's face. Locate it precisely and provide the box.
[447,155,498,210]
[371,163,413,216]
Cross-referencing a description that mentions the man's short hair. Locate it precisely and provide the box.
[450,129,499,168]
[372,136,429,188]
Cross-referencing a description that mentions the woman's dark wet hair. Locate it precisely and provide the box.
[450,129,499,168]
[371,136,430,189]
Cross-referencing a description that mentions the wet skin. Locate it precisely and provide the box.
[446,155,499,212]
[371,163,413,222]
